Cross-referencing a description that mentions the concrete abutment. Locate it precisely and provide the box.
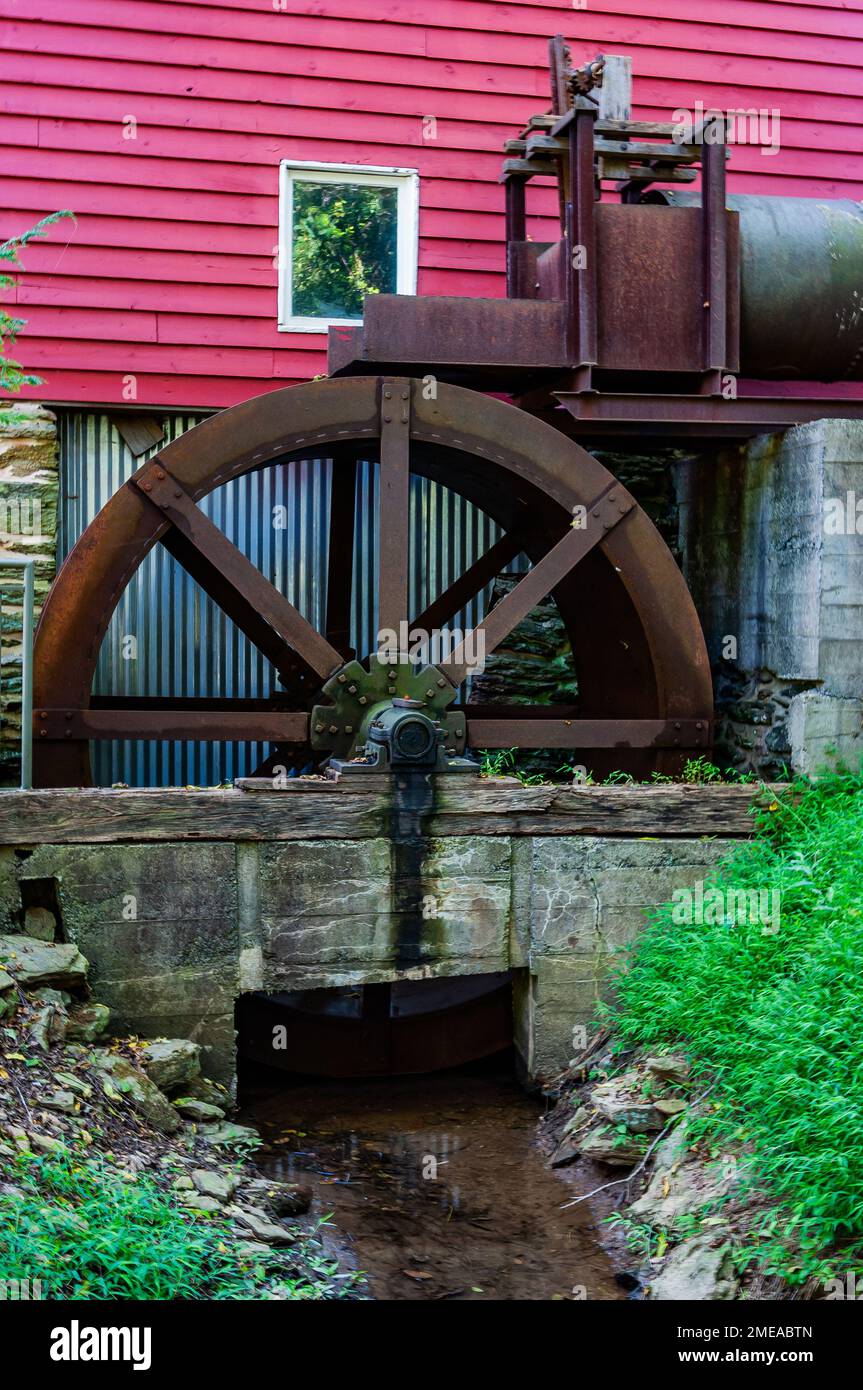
[0,784,759,1087]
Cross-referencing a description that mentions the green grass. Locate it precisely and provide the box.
[605,765,863,1286]
[481,749,744,786]
[0,1149,349,1300]
[479,747,546,784]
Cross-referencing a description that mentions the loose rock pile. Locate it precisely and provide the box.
[0,923,337,1299]
[544,1039,744,1301]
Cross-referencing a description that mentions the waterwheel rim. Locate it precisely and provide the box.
[33,377,713,787]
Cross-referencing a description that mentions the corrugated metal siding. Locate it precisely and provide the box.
[57,410,505,785]
[4,0,863,409]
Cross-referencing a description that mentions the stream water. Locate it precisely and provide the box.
[241,1059,624,1301]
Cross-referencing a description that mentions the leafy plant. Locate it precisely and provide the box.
[0,1149,351,1300]
[479,746,546,785]
[1,211,75,393]
[604,763,863,1285]
[606,1211,661,1261]
[291,183,396,320]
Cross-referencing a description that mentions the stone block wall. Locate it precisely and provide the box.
[677,419,863,777]
[0,825,736,1087]
[0,403,59,784]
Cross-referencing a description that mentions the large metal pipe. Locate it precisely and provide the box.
[656,192,863,380]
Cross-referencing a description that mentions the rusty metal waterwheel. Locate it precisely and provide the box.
[32,378,712,787]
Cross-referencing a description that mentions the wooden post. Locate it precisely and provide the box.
[598,54,632,122]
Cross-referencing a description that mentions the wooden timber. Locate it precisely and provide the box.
[0,781,781,844]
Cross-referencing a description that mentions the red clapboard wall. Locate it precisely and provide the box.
[1,0,862,409]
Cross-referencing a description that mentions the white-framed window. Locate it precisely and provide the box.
[278,160,420,332]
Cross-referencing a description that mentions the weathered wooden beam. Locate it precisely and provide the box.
[0,782,779,844]
[598,54,633,123]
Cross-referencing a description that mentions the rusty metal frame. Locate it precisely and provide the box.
[328,47,863,438]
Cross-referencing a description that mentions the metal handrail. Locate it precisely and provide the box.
[0,557,35,789]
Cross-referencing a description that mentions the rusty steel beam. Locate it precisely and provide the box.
[134,461,344,682]
[325,454,357,654]
[331,296,570,376]
[567,105,598,371]
[90,696,296,711]
[701,116,728,385]
[466,718,710,749]
[377,379,411,640]
[554,392,863,435]
[34,708,310,743]
[505,176,528,298]
[456,704,579,719]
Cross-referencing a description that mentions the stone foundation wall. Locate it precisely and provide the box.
[677,419,863,777]
[0,403,59,784]
[0,784,755,1085]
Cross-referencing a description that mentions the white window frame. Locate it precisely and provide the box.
[278,160,420,333]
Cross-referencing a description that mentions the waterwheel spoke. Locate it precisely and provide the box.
[34,700,310,743]
[325,455,358,654]
[377,381,411,642]
[159,527,297,681]
[439,483,635,687]
[134,461,343,683]
[465,716,710,749]
[410,529,525,637]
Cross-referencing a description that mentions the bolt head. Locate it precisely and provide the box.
[329,724,338,734]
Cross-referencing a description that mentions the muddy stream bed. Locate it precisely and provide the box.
[241,1061,625,1301]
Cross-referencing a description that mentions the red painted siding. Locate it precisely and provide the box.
[2,0,863,408]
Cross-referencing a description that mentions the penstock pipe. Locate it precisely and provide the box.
[648,190,863,381]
